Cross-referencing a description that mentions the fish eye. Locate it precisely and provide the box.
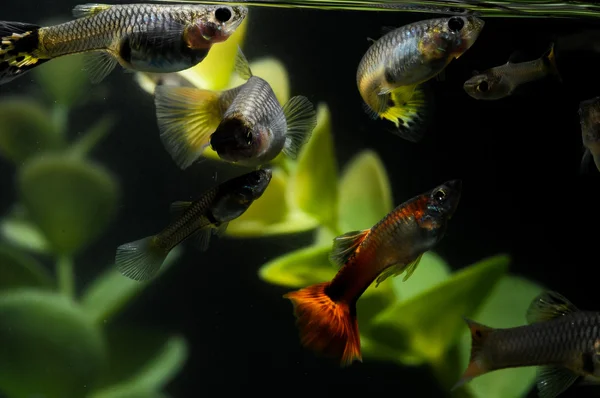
[433,189,447,202]
[215,7,232,23]
[448,17,465,32]
[477,81,489,92]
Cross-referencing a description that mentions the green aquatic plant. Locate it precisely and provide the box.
[0,53,187,398]
[132,17,544,397]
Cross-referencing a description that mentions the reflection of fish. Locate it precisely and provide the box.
[579,96,600,173]
[0,3,247,85]
[356,16,484,142]
[463,44,560,100]
[284,180,462,366]
[154,48,317,169]
[115,169,272,281]
[455,291,600,398]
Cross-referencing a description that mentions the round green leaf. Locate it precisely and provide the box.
[18,155,119,255]
[226,167,318,237]
[392,252,451,302]
[457,275,544,398]
[0,99,63,164]
[368,255,510,365]
[258,244,336,288]
[287,103,338,229]
[0,214,51,255]
[0,244,52,290]
[338,149,393,232]
[34,53,89,107]
[0,289,106,398]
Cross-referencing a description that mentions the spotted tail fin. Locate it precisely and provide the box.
[0,21,47,85]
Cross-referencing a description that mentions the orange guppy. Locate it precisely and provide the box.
[284,179,462,366]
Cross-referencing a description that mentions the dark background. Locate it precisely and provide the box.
[2,2,600,397]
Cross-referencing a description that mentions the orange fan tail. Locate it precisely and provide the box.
[283,282,361,367]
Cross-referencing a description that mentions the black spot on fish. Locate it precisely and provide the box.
[15,55,24,62]
[384,68,397,85]
[582,351,595,375]
[119,37,132,64]
[387,98,395,107]
[206,211,219,225]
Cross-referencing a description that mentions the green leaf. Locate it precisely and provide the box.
[258,244,335,288]
[0,289,106,398]
[18,155,120,255]
[0,210,51,255]
[0,244,52,290]
[392,252,451,302]
[81,247,183,325]
[69,114,117,159]
[457,275,544,398]
[368,254,510,365]
[34,52,89,107]
[0,98,63,164]
[226,167,318,237]
[91,328,187,398]
[286,103,338,229]
[338,149,393,232]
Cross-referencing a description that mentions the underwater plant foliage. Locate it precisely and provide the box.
[131,23,546,396]
[0,53,187,398]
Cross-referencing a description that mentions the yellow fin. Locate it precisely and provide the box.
[329,229,370,268]
[154,86,224,169]
[379,84,430,143]
[72,3,112,18]
[0,21,46,85]
[526,290,578,324]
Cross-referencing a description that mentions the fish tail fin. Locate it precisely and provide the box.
[453,317,494,390]
[0,21,47,85]
[544,43,561,82]
[115,236,169,282]
[380,84,430,143]
[281,95,317,159]
[154,86,224,169]
[283,282,362,367]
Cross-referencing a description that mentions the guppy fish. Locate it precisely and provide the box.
[579,96,600,173]
[154,47,317,169]
[455,291,600,398]
[463,44,560,100]
[356,16,484,142]
[284,180,462,366]
[115,168,271,281]
[0,3,247,85]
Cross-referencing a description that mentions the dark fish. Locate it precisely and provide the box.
[115,168,272,281]
[356,16,484,142]
[284,180,462,366]
[0,3,247,85]
[154,48,317,169]
[455,290,600,398]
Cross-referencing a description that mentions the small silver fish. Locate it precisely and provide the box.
[154,48,317,169]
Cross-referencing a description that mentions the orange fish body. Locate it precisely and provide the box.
[284,179,462,366]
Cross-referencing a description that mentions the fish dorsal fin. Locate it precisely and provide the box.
[526,291,578,324]
[375,253,424,287]
[329,229,370,267]
[187,228,212,252]
[281,95,317,159]
[234,46,253,80]
[72,3,112,18]
[83,50,118,84]
[536,366,579,398]
[380,26,396,35]
[169,201,192,220]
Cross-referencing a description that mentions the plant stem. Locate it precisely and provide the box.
[52,103,69,139]
[57,255,75,299]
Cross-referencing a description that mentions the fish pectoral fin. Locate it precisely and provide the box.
[580,149,592,174]
[281,95,317,159]
[329,229,370,268]
[402,253,423,281]
[214,222,229,237]
[72,3,112,19]
[435,69,447,82]
[169,201,193,220]
[536,366,580,398]
[526,290,579,324]
[374,254,423,287]
[154,86,223,169]
[187,228,213,252]
[234,46,253,80]
[83,50,118,84]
